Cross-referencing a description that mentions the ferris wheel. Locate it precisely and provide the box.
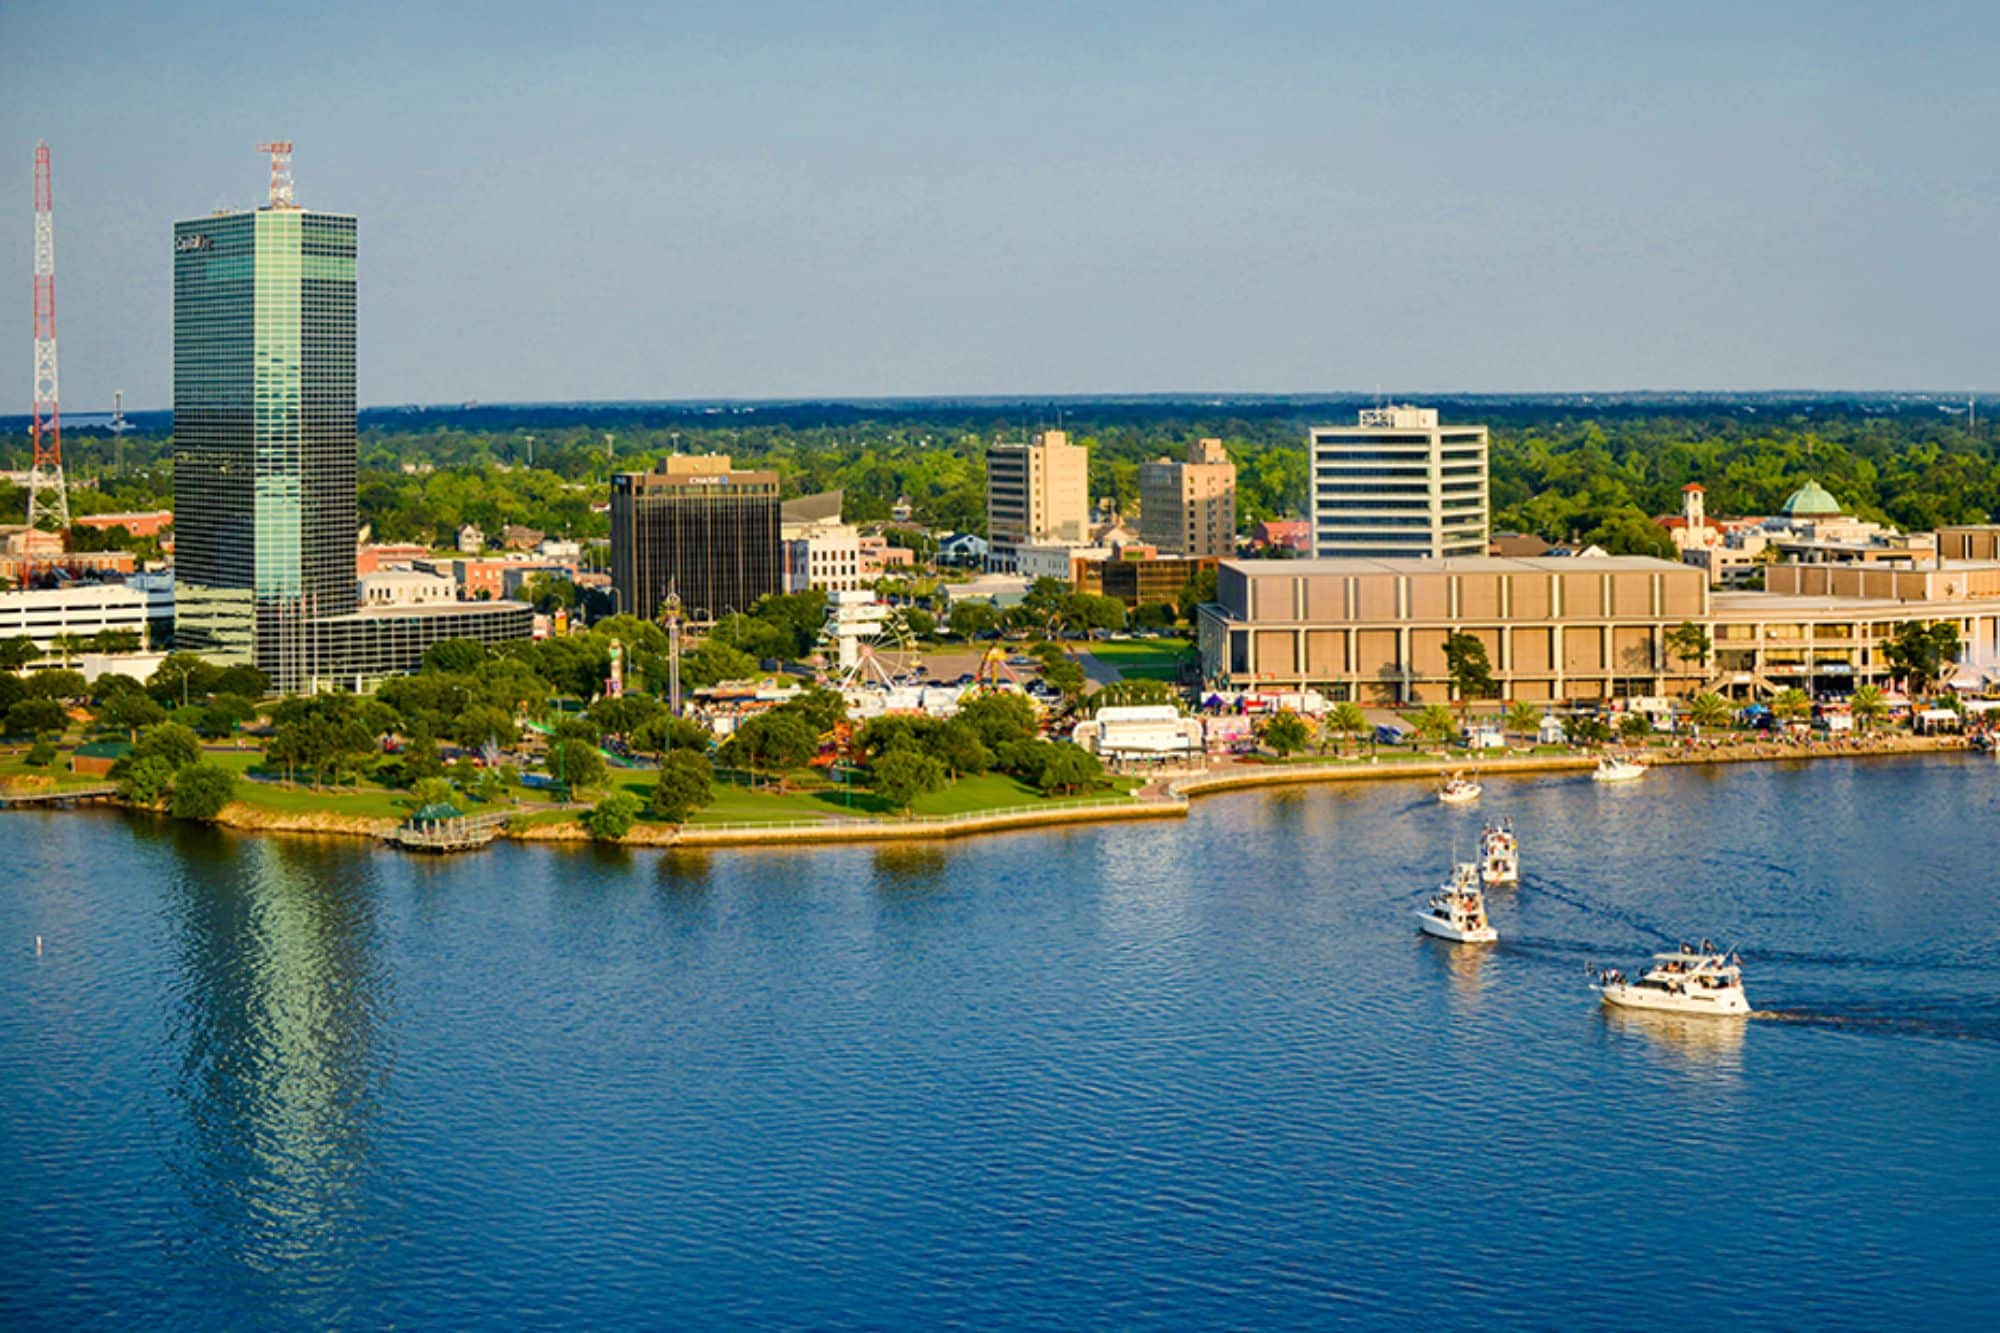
[817,592,921,689]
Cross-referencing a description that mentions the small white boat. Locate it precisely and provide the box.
[1592,754,1647,783]
[1593,943,1750,1017]
[1416,862,1498,943]
[1439,773,1482,804]
[1479,819,1519,887]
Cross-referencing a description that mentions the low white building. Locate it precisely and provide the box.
[358,568,459,608]
[781,490,864,593]
[1016,543,1110,583]
[0,576,172,653]
[1071,704,1204,762]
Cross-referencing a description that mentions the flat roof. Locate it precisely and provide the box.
[1220,555,1691,577]
[319,600,533,623]
[1712,590,2000,618]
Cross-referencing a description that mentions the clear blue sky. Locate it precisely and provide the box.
[4,0,1998,409]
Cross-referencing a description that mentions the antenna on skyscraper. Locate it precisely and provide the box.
[257,141,296,209]
[28,141,71,557]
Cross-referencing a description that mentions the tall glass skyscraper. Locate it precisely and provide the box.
[173,180,530,692]
[173,206,358,678]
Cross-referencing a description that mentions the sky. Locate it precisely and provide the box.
[3,0,1999,410]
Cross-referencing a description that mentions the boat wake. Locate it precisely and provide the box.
[1750,1009,2000,1045]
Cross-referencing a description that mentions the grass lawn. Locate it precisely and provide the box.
[1080,639,1196,670]
[0,746,112,789]
[205,749,546,821]
[611,767,1144,827]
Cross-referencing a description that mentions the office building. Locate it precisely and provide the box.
[1196,553,2000,704]
[1307,407,1488,558]
[985,430,1089,571]
[1139,438,1237,558]
[610,454,781,622]
[172,165,529,690]
[780,491,863,594]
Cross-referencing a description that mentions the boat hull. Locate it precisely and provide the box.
[1592,767,1645,783]
[1597,983,1749,1017]
[1440,788,1481,805]
[1416,910,1497,944]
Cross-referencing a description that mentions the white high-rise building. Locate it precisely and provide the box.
[1307,406,1488,558]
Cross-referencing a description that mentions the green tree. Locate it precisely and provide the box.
[24,670,88,701]
[1035,742,1103,795]
[904,607,937,638]
[587,693,663,739]
[947,601,999,640]
[147,654,221,707]
[1772,687,1812,723]
[632,713,710,759]
[583,790,643,840]
[728,710,819,782]
[26,739,56,766]
[1176,566,1219,623]
[869,747,946,812]
[1618,712,1652,744]
[1665,620,1713,674]
[168,761,236,821]
[1881,621,1962,696]
[1261,709,1311,758]
[1849,684,1887,732]
[422,638,490,673]
[956,690,1039,749]
[0,636,39,672]
[928,719,994,778]
[1689,692,1732,730]
[1413,703,1457,746]
[1443,632,1495,713]
[1328,701,1369,755]
[547,737,607,793]
[1505,699,1541,743]
[195,693,256,744]
[651,750,714,823]
[98,690,167,740]
[119,754,176,806]
[1566,714,1612,746]
[411,776,457,810]
[132,721,200,769]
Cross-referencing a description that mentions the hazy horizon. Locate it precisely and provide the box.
[5,1,1998,412]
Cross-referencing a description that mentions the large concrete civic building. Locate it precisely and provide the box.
[1138,438,1236,558]
[171,162,528,691]
[610,454,782,622]
[985,430,1089,571]
[1197,553,2000,704]
[1308,407,1488,559]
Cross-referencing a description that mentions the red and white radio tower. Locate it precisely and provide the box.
[28,141,70,539]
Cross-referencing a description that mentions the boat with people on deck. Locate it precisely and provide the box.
[1416,862,1498,943]
[1439,772,1482,805]
[1591,941,1750,1016]
[1479,819,1518,887]
[1592,753,1647,783]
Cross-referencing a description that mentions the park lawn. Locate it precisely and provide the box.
[1081,639,1196,669]
[0,746,113,789]
[619,768,1145,827]
[204,748,542,821]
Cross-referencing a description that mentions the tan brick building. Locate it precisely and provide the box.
[1138,438,1236,558]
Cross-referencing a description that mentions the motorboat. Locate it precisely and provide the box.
[1593,943,1750,1017]
[1439,773,1482,804]
[1479,820,1519,887]
[1592,754,1647,783]
[1416,862,1498,943]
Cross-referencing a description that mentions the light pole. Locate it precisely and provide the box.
[662,589,683,716]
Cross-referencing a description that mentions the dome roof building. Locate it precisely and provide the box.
[1780,479,1845,518]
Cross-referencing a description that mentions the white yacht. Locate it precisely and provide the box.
[1479,820,1519,887]
[1593,944,1750,1016]
[1439,773,1482,805]
[1416,862,1498,943]
[1592,754,1647,783]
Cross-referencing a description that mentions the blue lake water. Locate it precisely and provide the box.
[4,754,1998,1328]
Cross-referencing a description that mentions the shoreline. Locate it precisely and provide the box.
[85,732,1968,850]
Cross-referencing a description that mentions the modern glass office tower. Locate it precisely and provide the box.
[173,207,358,679]
[174,186,529,691]
[611,454,782,624]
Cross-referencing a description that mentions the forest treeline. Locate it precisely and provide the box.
[4,402,1995,559]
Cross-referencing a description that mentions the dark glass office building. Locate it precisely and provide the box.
[610,457,781,624]
[174,198,527,690]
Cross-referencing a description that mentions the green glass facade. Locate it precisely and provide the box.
[174,208,358,687]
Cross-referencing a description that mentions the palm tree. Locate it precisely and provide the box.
[1849,684,1887,733]
[1688,692,1731,731]
[1504,699,1540,745]
[1414,703,1457,749]
[1772,687,1811,725]
[1328,701,1368,756]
